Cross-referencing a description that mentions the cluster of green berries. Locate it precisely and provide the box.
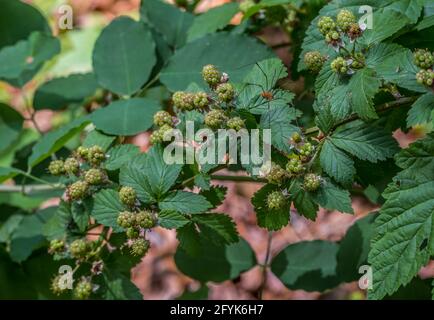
[215,83,235,103]
[336,9,356,32]
[119,186,137,207]
[202,64,222,87]
[74,278,93,300]
[286,156,304,175]
[414,49,434,87]
[204,109,228,129]
[318,10,359,43]
[117,210,156,230]
[304,51,326,73]
[69,239,92,259]
[331,57,349,74]
[130,238,150,257]
[173,91,210,111]
[267,191,287,210]
[49,239,65,254]
[265,163,288,185]
[303,173,322,192]
[151,111,176,145]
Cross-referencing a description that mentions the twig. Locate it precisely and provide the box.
[0,183,63,194]
[258,231,273,300]
[210,174,267,183]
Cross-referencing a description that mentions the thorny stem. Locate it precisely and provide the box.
[258,231,273,300]
[0,183,63,194]
[210,175,267,183]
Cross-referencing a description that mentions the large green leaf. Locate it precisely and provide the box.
[92,17,156,95]
[187,3,239,42]
[90,98,160,136]
[33,73,98,110]
[92,189,126,231]
[140,0,194,49]
[0,103,23,154]
[28,117,90,167]
[348,68,381,120]
[175,238,256,282]
[271,240,340,292]
[320,139,355,186]
[160,32,273,91]
[159,191,212,214]
[407,93,434,127]
[388,0,424,23]
[368,134,434,299]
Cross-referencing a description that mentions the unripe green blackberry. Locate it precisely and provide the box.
[119,186,136,207]
[135,210,155,229]
[303,173,322,192]
[204,109,227,129]
[267,191,286,210]
[51,275,68,296]
[202,64,221,86]
[351,52,365,70]
[317,16,336,35]
[117,211,135,229]
[68,181,88,201]
[48,160,65,176]
[416,69,434,86]
[49,239,65,254]
[266,163,287,185]
[336,9,356,32]
[86,145,105,166]
[193,92,209,109]
[331,57,348,74]
[172,91,194,111]
[286,157,304,175]
[76,146,89,159]
[227,117,245,131]
[69,239,89,259]
[291,132,302,144]
[216,83,235,102]
[74,279,92,300]
[126,227,139,239]
[130,238,150,257]
[153,111,173,127]
[304,51,326,73]
[299,142,314,161]
[325,30,340,44]
[84,168,105,185]
[348,23,362,40]
[414,49,434,69]
[64,157,80,175]
[150,129,164,144]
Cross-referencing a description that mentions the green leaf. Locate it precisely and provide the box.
[194,173,211,190]
[0,0,50,49]
[200,185,227,208]
[311,179,354,214]
[105,144,141,171]
[368,134,434,299]
[119,164,154,203]
[331,122,399,163]
[90,98,160,136]
[348,68,381,120]
[140,0,194,49]
[158,210,189,229]
[0,103,23,154]
[290,181,318,220]
[387,0,424,24]
[82,130,115,151]
[160,32,273,91]
[28,116,90,167]
[320,139,355,186]
[407,93,434,127]
[0,214,23,243]
[71,202,90,233]
[92,189,125,231]
[159,191,212,214]
[175,238,256,282]
[33,73,98,110]
[102,269,142,300]
[176,223,202,256]
[92,16,156,95]
[0,31,60,86]
[43,201,72,240]
[191,213,239,245]
[271,240,340,292]
[187,3,239,42]
[251,184,290,231]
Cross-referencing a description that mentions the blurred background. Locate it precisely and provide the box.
[1,0,432,300]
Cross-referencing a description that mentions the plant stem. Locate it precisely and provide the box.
[258,231,273,300]
[210,174,267,183]
[0,183,63,193]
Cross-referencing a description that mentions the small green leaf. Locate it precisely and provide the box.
[348,68,381,120]
[158,210,189,229]
[407,93,434,127]
[200,185,227,209]
[105,144,140,171]
[311,179,354,214]
[290,181,318,220]
[320,139,355,186]
[192,213,239,245]
[119,164,154,203]
[92,189,125,231]
[43,201,72,240]
[0,103,24,154]
[82,130,115,151]
[159,191,212,214]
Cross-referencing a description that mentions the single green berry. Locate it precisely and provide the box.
[150,129,164,144]
[74,279,92,300]
[48,160,65,176]
[76,146,89,159]
[303,173,322,192]
[68,181,88,201]
[291,132,302,144]
[336,9,356,32]
[202,64,221,86]
[304,51,326,73]
[266,163,288,185]
[119,186,136,207]
[193,92,209,109]
[317,16,336,35]
[416,69,434,86]
[69,239,89,259]
[172,91,194,111]
[151,124,174,144]
[227,117,245,131]
[267,191,286,210]
[117,211,135,229]
[204,109,227,129]
[331,57,348,74]
[414,49,434,69]
[64,157,80,175]
[153,111,173,127]
[49,239,65,254]
[135,210,155,229]
[216,83,235,102]
[84,168,105,185]
[325,30,340,44]
[86,145,105,166]
[51,275,68,296]
[130,238,150,257]
[286,157,304,175]
[126,227,139,239]
[348,23,362,40]
[299,142,315,161]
